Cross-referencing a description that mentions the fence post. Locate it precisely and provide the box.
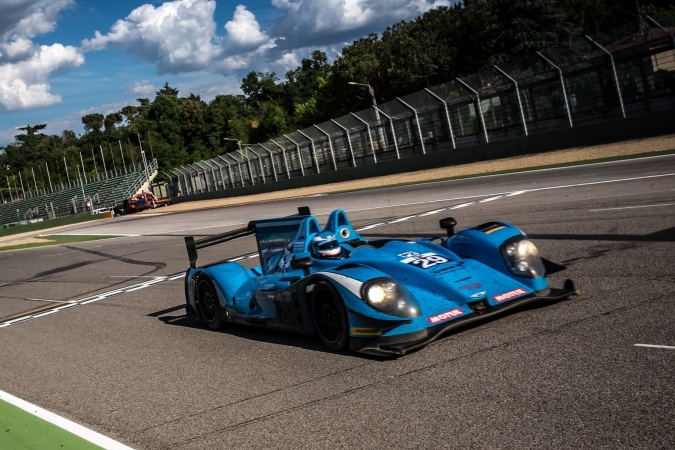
[586,35,626,119]
[258,144,278,182]
[269,139,291,179]
[350,113,378,163]
[216,156,236,188]
[536,51,574,128]
[493,65,529,136]
[297,130,321,174]
[424,88,456,149]
[223,154,245,187]
[314,125,338,170]
[331,119,357,167]
[373,108,400,158]
[456,77,489,143]
[247,146,267,183]
[397,98,426,154]
[195,161,215,191]
[283,134,306,177]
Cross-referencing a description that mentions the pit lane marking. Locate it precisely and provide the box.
[634,344,675,350]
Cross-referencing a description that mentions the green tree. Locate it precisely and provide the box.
[241,72,282,107]
[120,105,138,126]
[82,113,104,133]
[486,0,581,66]
[104,112,123,134]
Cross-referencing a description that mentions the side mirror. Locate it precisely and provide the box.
[439,217,457,237]
[291,257,313,276]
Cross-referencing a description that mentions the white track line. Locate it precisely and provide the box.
[0,275,183,329]
[634,344,675,350]
[590,202,675,212]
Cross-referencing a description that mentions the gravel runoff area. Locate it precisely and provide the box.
[1,133,673,247]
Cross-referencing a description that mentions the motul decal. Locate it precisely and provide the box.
[492,287,527,302]
[427,308,464,324]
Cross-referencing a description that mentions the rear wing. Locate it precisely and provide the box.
[185,206,311,269]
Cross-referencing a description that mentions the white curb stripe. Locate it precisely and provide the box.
[0,389,135,449]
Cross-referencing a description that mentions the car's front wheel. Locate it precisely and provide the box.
[196,276,222,330]
[311,281,349,351]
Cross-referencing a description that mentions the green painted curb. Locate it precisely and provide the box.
[0,399,103,449]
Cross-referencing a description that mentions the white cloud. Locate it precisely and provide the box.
[0,0,454,142]
[0,0,81,112]
[129,81,156,97]
[270,0,451,49]
[0,36,34,62]
[274,52,301,73]
[81,0,222,74]
[0,0,74,41]
[224,5,274,52]
[0,43,83,110]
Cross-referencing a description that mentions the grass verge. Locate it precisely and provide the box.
[0,213,107,238]
[0,234,119,252]
[0,399,102,450]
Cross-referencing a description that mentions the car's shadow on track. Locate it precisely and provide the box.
[146,296,575,360]
[148,305,387,359]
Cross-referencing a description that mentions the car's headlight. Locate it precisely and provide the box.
[501,237,544,278]
[361,278,420,318]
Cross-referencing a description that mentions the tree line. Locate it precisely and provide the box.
[1,0,673,195]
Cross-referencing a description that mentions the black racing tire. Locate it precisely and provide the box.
[196,275,223,330]
[311,281,349,351]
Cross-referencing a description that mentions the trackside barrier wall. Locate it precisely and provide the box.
[168,109,675,204]
[168,22,675,200]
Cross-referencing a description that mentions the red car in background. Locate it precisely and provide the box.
[123,191,172,214]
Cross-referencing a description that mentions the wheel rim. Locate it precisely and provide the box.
[198,281,218,324]
[314,294,343,344]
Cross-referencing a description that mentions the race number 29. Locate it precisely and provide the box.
[399,252,449,269]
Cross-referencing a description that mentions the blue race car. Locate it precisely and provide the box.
[184,207,578,356]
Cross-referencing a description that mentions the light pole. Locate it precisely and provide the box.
[348,81,380,122]
[138,134,149,176]
[76,164,86,208]
[224,138,251,185]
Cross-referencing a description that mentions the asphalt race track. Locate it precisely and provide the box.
[0,155,673,449]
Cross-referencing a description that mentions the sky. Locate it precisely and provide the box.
[0,0,453,146]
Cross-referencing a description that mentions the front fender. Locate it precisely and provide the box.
[443,221,549,291]
[306,266,415,323]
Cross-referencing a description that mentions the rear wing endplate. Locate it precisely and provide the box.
[185,206,311,269]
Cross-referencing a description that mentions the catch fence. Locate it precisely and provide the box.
[168,19,675,195]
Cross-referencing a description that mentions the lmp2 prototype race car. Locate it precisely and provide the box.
[184,207,578,356]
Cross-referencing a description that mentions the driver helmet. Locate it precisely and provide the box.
[311,232,341,259]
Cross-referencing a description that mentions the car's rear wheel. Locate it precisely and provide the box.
[311,281,349,351]
[196,276,222,329]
